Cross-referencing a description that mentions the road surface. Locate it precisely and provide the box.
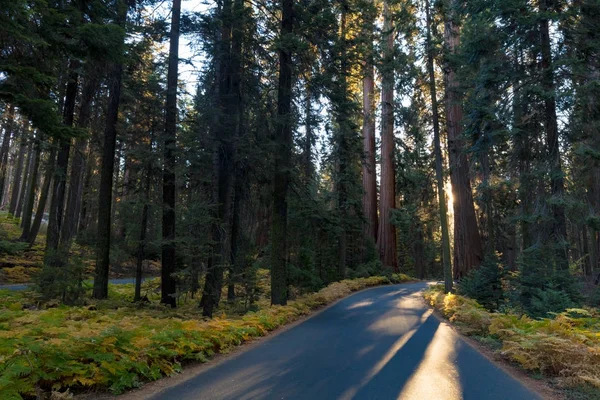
[0,277,151,291]
[151,282,541,400]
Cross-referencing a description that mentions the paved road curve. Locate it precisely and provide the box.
[152,282,541,400]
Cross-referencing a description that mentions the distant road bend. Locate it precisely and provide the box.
[151,282,541,400]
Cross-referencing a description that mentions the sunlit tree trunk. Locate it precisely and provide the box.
[426,0,452,292]
[443,0,482,278]
[361,1,377,243]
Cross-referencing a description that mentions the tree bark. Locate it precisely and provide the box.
[93,1,129,300]
[16,139,33,219]
[540,0,568,270]
[19,135,41,241]
[361,3,377,242]
[9,121,28,215]
[45,59,79,263]
[134,170,152,302]
[61,72,97,248]
[227,0,246,303]
[28,147,56,246]
[160,0,181,307]
[443,0,483,279]
[202,0,243,316]
[0,104,15,205]
[377,0,398,271]
[270,0,294,305]
[426,0,452,292]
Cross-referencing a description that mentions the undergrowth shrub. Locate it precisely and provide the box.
[0,240,28,255]
[518,245,580,318]
[457,254,504,311]
[34,255,86,304]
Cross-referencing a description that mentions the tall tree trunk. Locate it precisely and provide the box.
[20,136,42,241]
[426,0,452,292]
[513,46,533,251]
[361,4,377,242]
[443,0,482,279]
[45,60,79,263]
[28,147,57,246]
[78,149,94,233]
[134,171,152,302]
[336,3,351,279]
[303,85,315,182]
[202,0,241,316]
[540,0,568,270]
[579,0,600,274]
[377,0,398,271]
[270,0,294,306]
[0,104,15,204]
[16,139,34,219]
[9,121,28,215]
[227,0,245,302]
[61,72,97,248]
[135,123,155,302]
[160,0,181,307]
[93,1,129,299]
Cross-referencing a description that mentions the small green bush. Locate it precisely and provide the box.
[34,255,86,304]
[457,254,504,311]
[0,240,28,255]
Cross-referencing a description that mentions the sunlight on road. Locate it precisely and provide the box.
[339,309,432,400]
[346,300,374,309]
[396,323,463,400]
[367,293,427,335]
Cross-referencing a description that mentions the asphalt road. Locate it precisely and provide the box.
[151,282,541,400]
[0,277,150,291]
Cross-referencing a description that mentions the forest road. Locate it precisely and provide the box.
[150,282,542,400]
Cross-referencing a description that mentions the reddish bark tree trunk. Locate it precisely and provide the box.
[443,0,483,279]
[361,3,377,243]
[377,0,398,271]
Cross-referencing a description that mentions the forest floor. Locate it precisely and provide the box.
[0,266,415,399]
[424,286,600,400]
[0,213,160,285]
